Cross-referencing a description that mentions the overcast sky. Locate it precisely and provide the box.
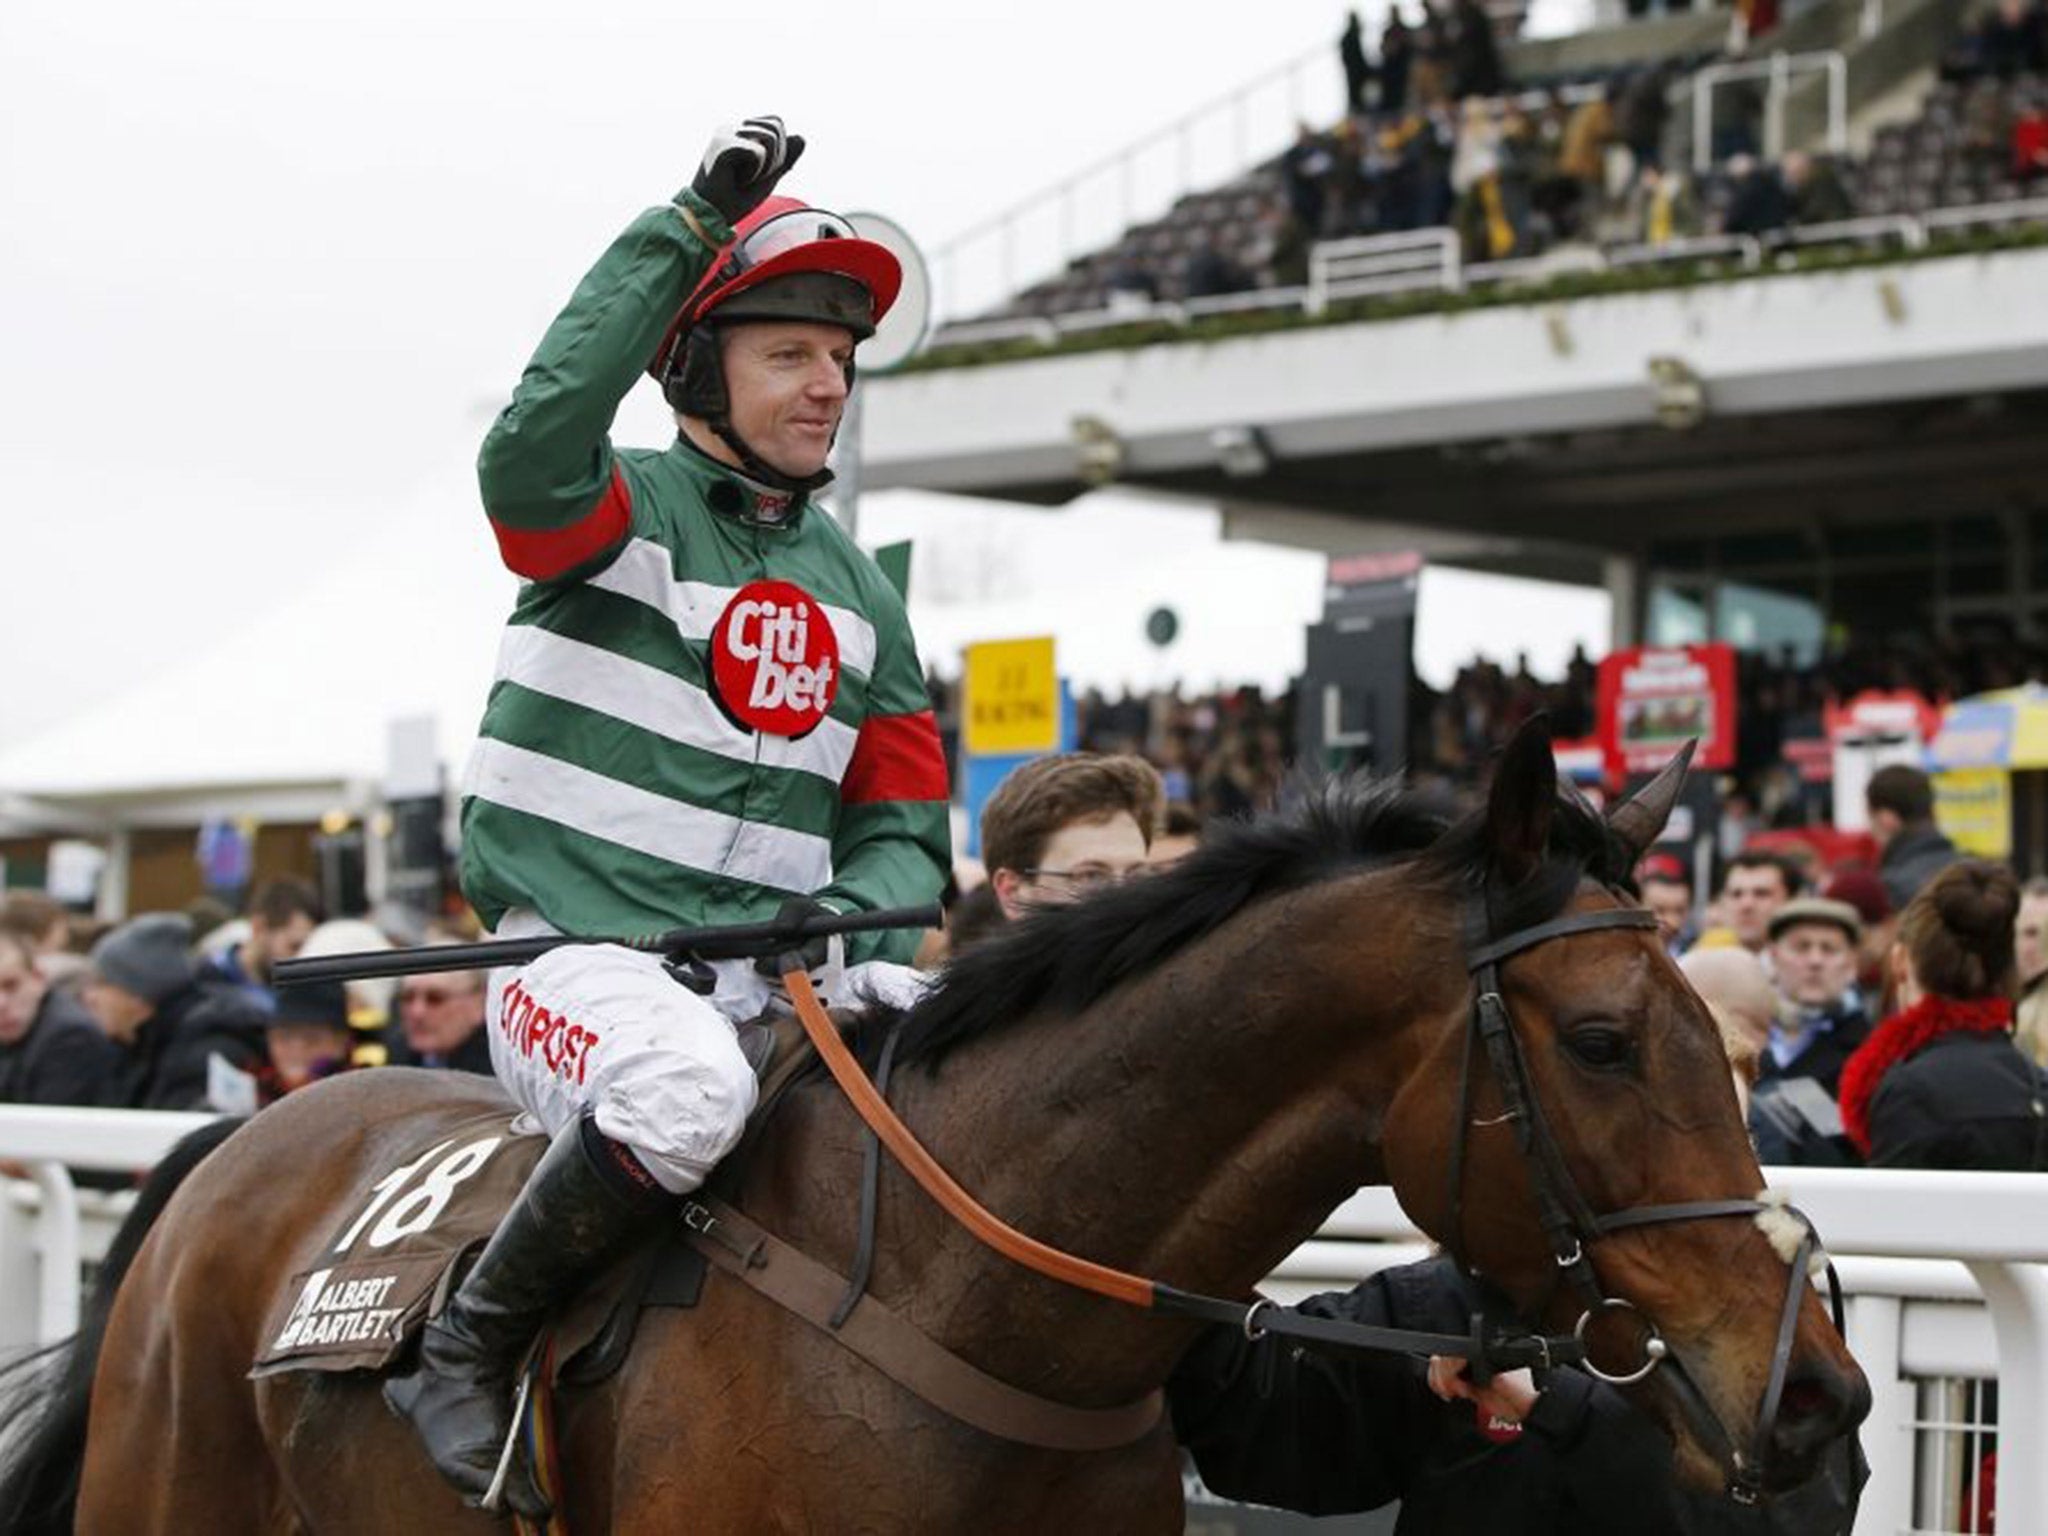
[2,0,1602,764]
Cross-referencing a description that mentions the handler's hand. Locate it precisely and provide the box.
[689,115,805,225]
[1427,1355,1540,1425]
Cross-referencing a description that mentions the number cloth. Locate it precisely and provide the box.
[460,188,951,968]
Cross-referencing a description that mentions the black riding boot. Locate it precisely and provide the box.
[383,1112,672,1517]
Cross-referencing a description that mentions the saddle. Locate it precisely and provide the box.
[249,1013,803,1383]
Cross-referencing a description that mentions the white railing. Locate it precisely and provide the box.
[5,1108,2047,1536]
[923,197,2048,354]
[929,42,1339,325]
[1692,49,1851,173]
[1287,1172,2048,1536]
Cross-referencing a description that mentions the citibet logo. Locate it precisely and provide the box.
[709,579,840,738]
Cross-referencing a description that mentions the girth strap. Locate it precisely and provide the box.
[680,1195,1165,1453]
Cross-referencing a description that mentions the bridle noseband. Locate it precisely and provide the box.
[1448,890,1846,1505]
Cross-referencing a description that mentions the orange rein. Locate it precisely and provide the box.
[783,969,1156,1310]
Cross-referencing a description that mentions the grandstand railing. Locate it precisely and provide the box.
[919,197,2048,356]
[929,41,1338,326]
[4,1106,2047,1534]
[1691,49,1849,172]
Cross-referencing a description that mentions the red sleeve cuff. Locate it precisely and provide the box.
[490,466,632,579]
[843,709,949,805]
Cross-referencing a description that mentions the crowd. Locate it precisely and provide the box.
[1006,3,2048,322]
[0,879,493,1119]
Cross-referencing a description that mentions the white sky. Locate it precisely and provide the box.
[1,0,1603,776]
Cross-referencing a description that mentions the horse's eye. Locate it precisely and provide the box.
[1564,1027,1633,1069]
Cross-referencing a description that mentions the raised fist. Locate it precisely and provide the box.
[688,116,805,225]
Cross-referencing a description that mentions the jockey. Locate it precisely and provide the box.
[383,117,952,1516]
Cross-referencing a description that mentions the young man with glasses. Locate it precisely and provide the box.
[980,753,1166,921]
[385,117,950,1515]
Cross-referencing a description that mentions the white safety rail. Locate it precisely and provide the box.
[925,198,2048,355]
[1290,1172,2048,1536]
[4,1110,2046,1536]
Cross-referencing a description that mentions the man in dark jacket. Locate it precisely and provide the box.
[0,930,117,1105]
[387,965,493,1074]
[81,913,269,1111]
[1169,1254,1863,1534]
[1867,765,1959,910]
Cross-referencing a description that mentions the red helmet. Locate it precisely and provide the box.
[650,197,902,387]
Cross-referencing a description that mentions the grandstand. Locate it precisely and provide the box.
[864,0,2048,707]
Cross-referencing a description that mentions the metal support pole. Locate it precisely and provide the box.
[1694,67,1720,174]
[1766,52,1790,163]
[1828,53,1848,156]
[28,1160,79,1344]
[1967,1262,2048,1536]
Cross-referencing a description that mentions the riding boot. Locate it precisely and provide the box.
[383,1111,672,1517]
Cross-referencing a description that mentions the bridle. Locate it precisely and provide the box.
[772,882,1849,1505]
[1446,889,1846,1506]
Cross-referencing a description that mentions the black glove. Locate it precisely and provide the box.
[756,896,838,981]
[687,116,805,226]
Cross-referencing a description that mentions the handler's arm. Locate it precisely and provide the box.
[476,193,732,583]
[1166,1280,1422,1517]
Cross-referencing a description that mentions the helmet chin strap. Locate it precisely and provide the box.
[706,417,836,499]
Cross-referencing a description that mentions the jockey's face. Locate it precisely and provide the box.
[717,321,854,479]
[995,811,1151,921]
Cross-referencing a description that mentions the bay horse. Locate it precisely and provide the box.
[2,723,1866,1532]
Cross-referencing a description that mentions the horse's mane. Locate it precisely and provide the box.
[873,771,1633,1073]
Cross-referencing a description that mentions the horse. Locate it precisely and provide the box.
[1,722,1868,1533]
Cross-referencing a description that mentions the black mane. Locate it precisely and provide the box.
[876,772,1635,1073]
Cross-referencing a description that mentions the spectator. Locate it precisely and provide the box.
[203,876,325,1016]
[981,753,1165,919]
[0,893,72,958]
[2015,876,2048,1068]
[1782,151,1855,226]
[1823,868,1898,998]
[389,967,492,1074]
[1616,64,1673,172]
[1636,852,1696,955]
[1762,897,1872,1100]
[262,981,359,1101]
[1721,154,1793,236]
[1839,860,2048,1169]
[0,930,117,1107]
[1624,165,1701,247]
[1449,0,1505,101]
[1281,124,1336,237]
[1866,764,1960,909]
[1182,239,1254,300]
[2014,100,2048,185]
[1379,11,1414,115]
[1978,0,2048,78]
[1719,850,1803,953]
[83,914,269,1111]
[1341,9,1374,116]
[1410,1,1453,110]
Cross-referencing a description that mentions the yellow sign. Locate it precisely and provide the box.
[963,637,1058,756]
[1934,768,2011,859]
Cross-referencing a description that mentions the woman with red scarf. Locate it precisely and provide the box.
[1838,860,2048,1169]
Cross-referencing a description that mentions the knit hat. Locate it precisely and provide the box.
[90,913,197,1006]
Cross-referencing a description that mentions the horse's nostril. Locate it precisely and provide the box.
[1779,1378,1835,1421]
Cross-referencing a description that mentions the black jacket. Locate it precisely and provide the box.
[1169,1257,1860,1535]
[106,979,269,1111]
[0,988,119,1106]
[1756,997,1870,1102]
[387,1024,494,1076]
[1867,1030,2048,1169]
[1878,826,1959,910]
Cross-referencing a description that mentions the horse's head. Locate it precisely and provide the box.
[1382,719,1869,1499]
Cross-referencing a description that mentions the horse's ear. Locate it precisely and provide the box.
[1606,739,1697,864]
[1486,716,1557,884]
